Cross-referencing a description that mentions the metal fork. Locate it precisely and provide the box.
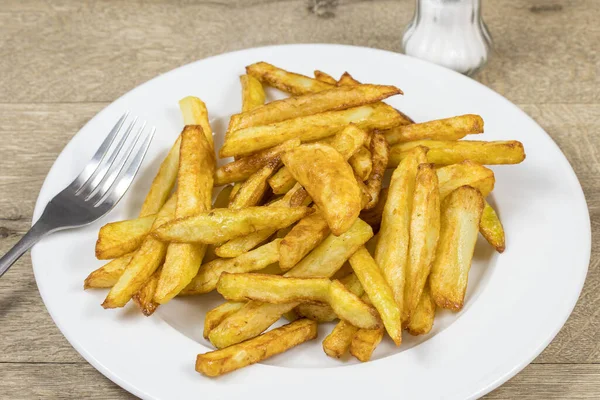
[0,112,155,278]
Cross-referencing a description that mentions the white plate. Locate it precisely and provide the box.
[31,44,590,399]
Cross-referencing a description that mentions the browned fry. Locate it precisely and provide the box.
[132,267,161,316]
[203,301,246,339]
[229,161,278,209]
[240,74,266,112]
[407,283,436,335]
[359,187,388,233]
[363,132,390,209]
[246,62,333,95]
[348,146,373,181]
[314,70,337,85]
[436,161,495,199]
[383,114,484,145]
[337,72,362,86]
[279,209,330,271]
[95,215,155,260]
[83,254,133,289]
[480,201,506,253]
[323,320,358,358]
[196,319,318,377]
[350,327,384,362]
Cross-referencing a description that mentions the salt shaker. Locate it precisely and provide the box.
[402,0,493,76]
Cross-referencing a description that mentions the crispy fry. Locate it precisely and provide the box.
[95,215,156,260]
[295,273,364,321]
[314,70,337,85]
[279,210,330,271]
[229,161,278,209]
[240,74,266,112]
[153,206,313,244]
[220,103,404,158]
[364,132,389,209]
[323,320,359,358]
[480,201,506,253]
[348,146,373,181]
[375,147,427,320]
[349,247,402,345]
[213,185,233,208]
[102,195,177,308]
[181,239,281,295]
[83,254,133,289]
[246,62,333,95]
[282,144,361,235]
[179,96,214,150]
[337,72,361,86]
[208,219,373,348]
[229,182,242,204]
[436,161,495,199]
[430,186,484,311]
[407,283,436,335]
[404,164,441,320]
[196,319,317,377]
[389,140,526,166]
[350,327,384,362]
[383,114,484,145]
[204,301,246,339]
[359,187,388,233]
[228,84,401,131]
[214,139,300,186]
[132,267,161,316]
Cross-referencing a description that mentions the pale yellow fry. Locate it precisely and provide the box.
[132,267,161,316]
[295,273,364,321]
[323,320,359,358]
[314,70,337,85]
[208,219,373,348]
[389,140,526,167]
[349,247,402,345]
[181,239,281,295]
[375,147,427,320]
[102,195,177,308]
[179,96,214,150]
[83,254,133,289]
[350,327,384,362]
[229,161,278,209]
[436,161,495,199]
[240,74,266,112]
[383,114,484,145]
[279,210,330,271]
[246,62,333,95]
[95,215,155,260]
[404,164,441,320]
[203,301,246,340]
[430,186,484,311]
[349,146,373,181]
[196,319,317,377]
[329,280,381,329]
[407,283,436,336]
[480,201,506,253]
[282,144,360,235]
[220,103,404,158]
[364,132,390,209]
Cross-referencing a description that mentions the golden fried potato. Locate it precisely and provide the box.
[132,267,161,316]
[203,301,245,339]
[279,210,330,271]
[83,254,133,289]
[364,132,390,209]
[220,103,404,158]
[383,114,484,145]
[95,215,155,260]
[359,187,388,233]
[153,206,313,244]
[229,84,401,131]
[348,146,373,181]
[350,327,384,362]
[179,96,214,150]
[436,161,495,199]
[246,62,333,95]
[208,219,373,348]
[329,280,381,329]
[213,185,233,209]
[375,147,427,319]
[480,201,506,253]
[389,140,526,166]
[240,74,266,112]
[314,70,337,85]
[404,163,441,320]
[102,195,177,308]
[229,161,278,209]
[214,138,300,186]
[196,319,317,377]
[407,283,436,336]
[349,247,402,345]
[181,239,281,295]
[430,186,484,311]
[337,71,362,86]
[282,144,361,235]
[323,320,359,358]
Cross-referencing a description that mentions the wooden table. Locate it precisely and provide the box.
[1,0,598,398]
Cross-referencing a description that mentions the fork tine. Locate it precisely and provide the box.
[77,116,138,197]
[94,126,155,208]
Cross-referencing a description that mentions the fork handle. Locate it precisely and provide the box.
[0,220,52,278]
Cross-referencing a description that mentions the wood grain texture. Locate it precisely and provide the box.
[0,0,598,398]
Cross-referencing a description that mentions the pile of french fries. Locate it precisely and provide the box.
[85,62,525,377]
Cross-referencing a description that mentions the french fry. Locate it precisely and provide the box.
[181,239,281,295]
[430,186,484,311]
[349,247,402,345]
[389,140,526,166]
[406,283,436,336]
[404,164,441,320]
[480,201,506,253]
[216,274,380,329]
[246,62,333,95]
[153,206,313,244]
[213,185,233,208]
[229,182,242,204]
[383,114,484,145]
[214,138,300,186]
[375,147,427,321]
[295,273,364,321]
[228,161,278,209]
[359,187,388,233]
[132,267,161,316]
[228,84,401,131]
[240,74,266,112]
[155,126,215,304]
[208,218,373,348]
[323,320,359,358]
[337,71,361,86]
[350,327,384,362]
[203,301,246,339]
[83,254,133,289]
[314,70,337,85]
[220,103,404,158]
[436,161,495,199]
[102,195,177,308]
[363,132,390,209]
[95,215,156,260]
[282,144,361,235]
[196,319,317,377]
[179,96,214,150]
[279,210,330,271]
[348,146,373,181]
